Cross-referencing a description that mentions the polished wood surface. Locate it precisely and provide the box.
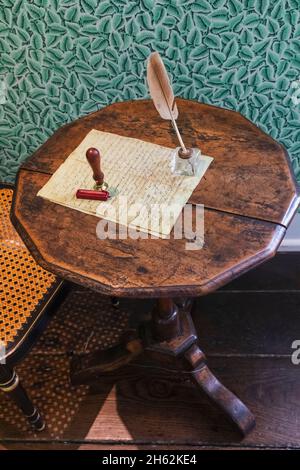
[12,99,299,298]
[11,100,299,435]
[12,168,285,298]
[20,99,300,226]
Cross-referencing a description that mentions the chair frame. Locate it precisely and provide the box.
[0,182,68,431]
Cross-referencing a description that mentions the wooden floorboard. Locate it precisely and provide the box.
[69,357,300,447]
[221,253,300,291]
[1,356,300,449]
[0,254,299,450]
[0,443,281,450]
[193,292,299,355]
[2,443,289,450]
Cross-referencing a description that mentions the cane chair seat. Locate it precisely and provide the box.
[0,185,62,360]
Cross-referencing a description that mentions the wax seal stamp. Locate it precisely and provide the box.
[86,147,108,190]
[85,147,118,197]
[76,189,109,201]
[75,147,111,201]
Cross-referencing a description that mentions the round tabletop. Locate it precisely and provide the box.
[12,99,299,298]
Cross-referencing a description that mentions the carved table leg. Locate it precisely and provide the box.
[141,297,255,436]
[152,298,181,341]
[70,334,143,384]
[70,296,255,436]
[184,344,255,436]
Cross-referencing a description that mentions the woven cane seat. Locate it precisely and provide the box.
[0,185,62,358]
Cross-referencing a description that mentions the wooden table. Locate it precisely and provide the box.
[11,99,300,436]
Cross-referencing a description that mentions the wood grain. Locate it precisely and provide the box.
[1,280,300,449]
[193,292,300,356]
[81,358,300,447]
[12,169,285,297]
[2,356,299,447]
[12,99,299,297]
[221,253,300,291]
[21,99,300,227]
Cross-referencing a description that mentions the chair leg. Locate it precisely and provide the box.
[0,365,45,431]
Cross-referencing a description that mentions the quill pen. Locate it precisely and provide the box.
[147,51,189,155]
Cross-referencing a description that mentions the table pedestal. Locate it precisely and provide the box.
[70,298,255,436]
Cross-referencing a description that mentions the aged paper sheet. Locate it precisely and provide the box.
[38,130,213,237]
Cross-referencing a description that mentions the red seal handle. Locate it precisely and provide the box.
[76,189,109,201]
[86,147,104,186]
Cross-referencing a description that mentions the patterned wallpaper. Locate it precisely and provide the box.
[0,0,300,184]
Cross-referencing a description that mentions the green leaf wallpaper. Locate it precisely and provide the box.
[0,0,300,183]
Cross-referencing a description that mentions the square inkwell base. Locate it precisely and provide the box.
[170,147,202,176]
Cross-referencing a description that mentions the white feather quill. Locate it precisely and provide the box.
[147,51,188,154]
